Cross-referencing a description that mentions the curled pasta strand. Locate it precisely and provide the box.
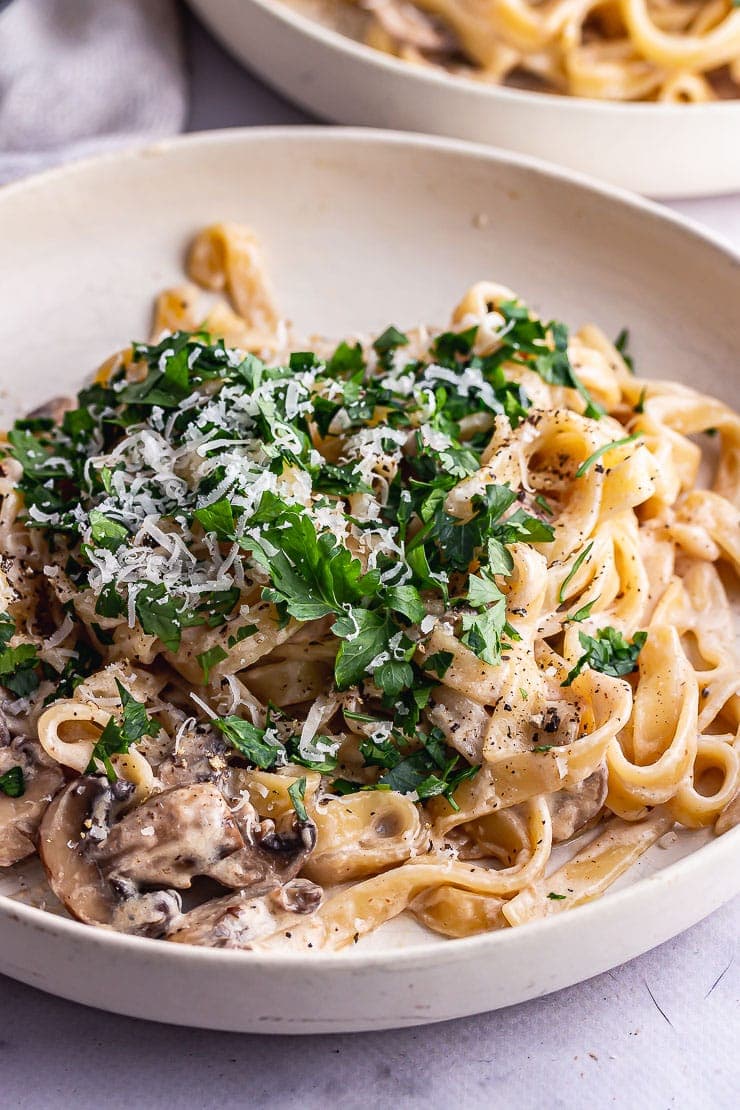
[253,797,552,951]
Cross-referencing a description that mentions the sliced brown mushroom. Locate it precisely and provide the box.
[546,764,609,843]
[94,782,316,893]
[40,776,137,925]
[25,396,74,424]
[206,808,317,890]
[157,721,228,788]
[38,778,317,935]
[39,776,181,935]
[94,782,245,889]
[529,707,608,842]
[0,731,64,868]
[362,0,455,53]
[167,879,322,948]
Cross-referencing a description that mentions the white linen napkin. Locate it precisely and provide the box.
[0,0,186,183]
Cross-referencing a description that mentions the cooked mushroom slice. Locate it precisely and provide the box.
[25,396,74,424]
[207,809,317,889]
[39,776,131,925]
[94,783,245,889]
[362,0,454,53]
[272,877,323,914]
[109,885,182,937]
[95,782,317,893]
[529,711,608,843]
[38,776,180,935]
[546,764,609,843]
[0,734,64,868]
[157,721,229,787]
[168,878,322,949]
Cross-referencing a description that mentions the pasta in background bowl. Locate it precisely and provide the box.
[287,0,740,102]
[189,0,740,195]
[0,129,737,1032]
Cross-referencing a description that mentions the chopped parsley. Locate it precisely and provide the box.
[614,328,635,373]
[566,597,599,623]
[424,650,454,679]
[86,680,160,780]
[333,727,478,811]
[559,542,593,605]
[197,645,228,684]
[563,627,647,686]
[288,776,309,823]
[213,715,283,769]
[575,434,640,478]
[2,299,627,811]
[496,302,603,419]
[0,766,25,798]
[0,614,40,697]
[213,712,338,773]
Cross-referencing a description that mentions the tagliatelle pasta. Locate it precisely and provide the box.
[288,0,740,101]
[0,221,737,951]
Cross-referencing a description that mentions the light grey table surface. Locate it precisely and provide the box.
[3,9,739,1109]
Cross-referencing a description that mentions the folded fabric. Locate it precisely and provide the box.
[0,0,186,183]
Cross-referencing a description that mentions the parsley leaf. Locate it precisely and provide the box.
[0,615,40,697]
[384,585,425,625]
[376,729,479,811]
[566,598,599,623]
[197,645,228,684]
[614,328,635,373]
[460,605,506,667]
[250,494,380,622]
[0,766,25,798]
[288,776,309,823]
[86,679,159,779]
[424,650,453,679]
[558,542,593,604]
[563,627,647,686]
[575,434,640,478]
[284,735,338,773]
[327,340,364,377]
[333,609,390,690]
[194,498,236,540]
[214,715,283,768]
[134,583,189,653]
[88,510,128,552]
[373,326,409,355]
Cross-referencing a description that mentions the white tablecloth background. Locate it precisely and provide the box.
[2,8,738,1108]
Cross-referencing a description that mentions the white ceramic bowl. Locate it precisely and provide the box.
[187,0,740,199]
[0,128,738,1033]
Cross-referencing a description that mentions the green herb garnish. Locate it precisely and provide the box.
[0,766,25,798]
[575,434,640,478]
[86,680,160,780]
[563,627,647,686]
[614,328,635,373]
[288,776,309,823]
[559,542,593,604]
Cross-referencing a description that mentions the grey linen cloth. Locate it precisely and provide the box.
[0,0,186,183]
